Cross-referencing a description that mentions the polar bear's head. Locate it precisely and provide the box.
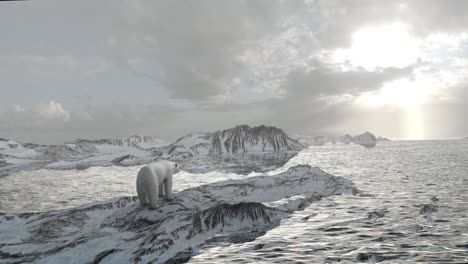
[156,160,180,174]
[173,162,180,174]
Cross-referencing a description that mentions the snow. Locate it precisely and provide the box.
[0,135,168,175]
[0,139,37,158]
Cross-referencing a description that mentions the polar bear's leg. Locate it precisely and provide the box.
[164,176,173,200]
[138,189,149,207]
[159,183,165,197]
[146,177,160,209]
[136,172,149,207]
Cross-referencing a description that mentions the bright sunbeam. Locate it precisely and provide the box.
[335,23,420,69]
[357,77,432,109]
[404,106,425,140]
[356,74,438,140]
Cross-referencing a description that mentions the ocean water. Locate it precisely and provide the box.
[1,140,467,263]
[191,140,468,263]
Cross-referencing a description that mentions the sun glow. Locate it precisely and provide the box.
[351,23,418,68]
[356,72,441,140]
[357,78,427,109]
[332,23,420,70]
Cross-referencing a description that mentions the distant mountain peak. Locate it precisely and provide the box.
[294,131,378,148]
[155,124,304,160]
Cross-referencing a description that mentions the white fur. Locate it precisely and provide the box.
[136,160,180,209]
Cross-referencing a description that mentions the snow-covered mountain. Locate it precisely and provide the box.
[153,125,304,161]
[0,135,169,175]
[0,135,168,160]
[0,165,357,263]
[294,131,378,148]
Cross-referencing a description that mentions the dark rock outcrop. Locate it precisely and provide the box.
[352,132,377,148]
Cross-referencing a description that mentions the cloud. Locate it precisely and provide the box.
[35,101,70,122]
[0,101,70,128]
[99,0,468,102]
[310,0,468,48]
[0,101,72,143]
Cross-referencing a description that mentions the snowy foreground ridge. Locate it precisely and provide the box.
[0,165,356,264]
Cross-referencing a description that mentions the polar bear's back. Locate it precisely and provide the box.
[136,165,157,186]
[146,161,173,183]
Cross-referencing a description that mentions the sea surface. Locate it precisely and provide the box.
[1,140,467,263]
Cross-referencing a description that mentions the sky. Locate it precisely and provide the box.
[1,0,467,144]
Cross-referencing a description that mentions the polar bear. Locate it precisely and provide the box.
[136,160,180,209]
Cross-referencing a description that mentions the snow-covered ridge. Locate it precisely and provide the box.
[0,138,37,158]
[0,135,168,160]
[0,165,357,264]
[67,135,169,150]
[294,131,378,148]
[154,125,304,161]
[0,135,168,176]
